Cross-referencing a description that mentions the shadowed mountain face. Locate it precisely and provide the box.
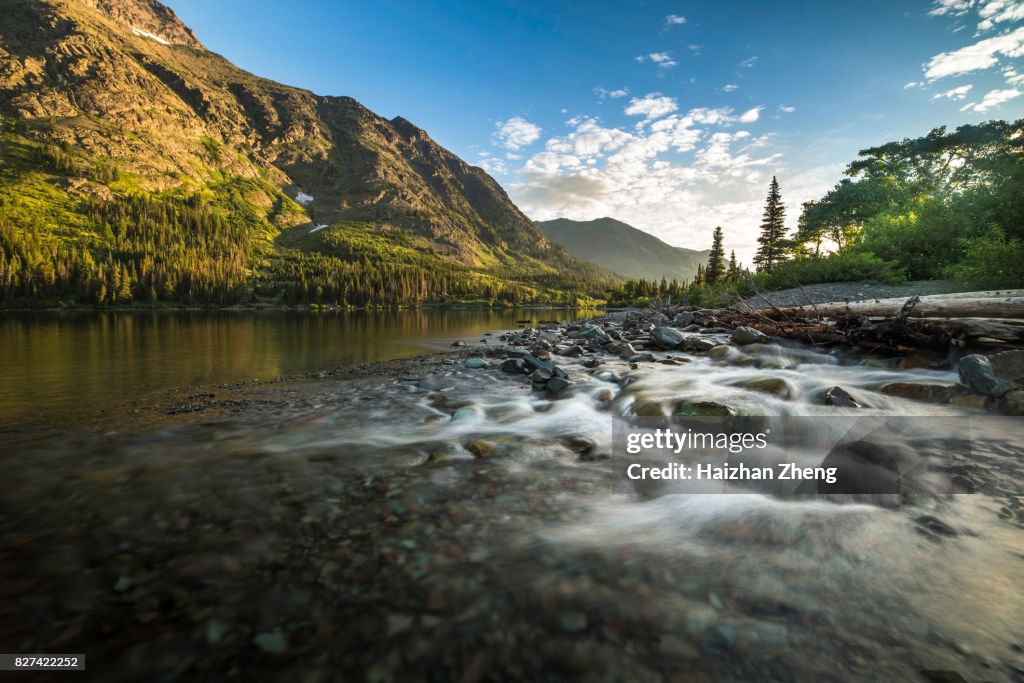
[0,0,598,281]
[537,217,709,282]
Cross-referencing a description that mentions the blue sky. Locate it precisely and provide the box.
[167,0,1024,262]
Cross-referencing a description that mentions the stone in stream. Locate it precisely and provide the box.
[882,383,957,403]
[628,353,656,363]
[465,439,499,457]
[500,358,527,374]
[740,377,791,398]
[650,326,685,350]
[529,368,553,384]
[578,324,611,344]
[990,349,1024,386]
[707,345,733,360]
[253,631,288,655]
[732,326,770,345]
[546,377,572,394]
[824,386,861,408]
[606,341,638,358]
[958,354,1013,397]
[683,337,718,353]
[464,358,488,369]
[673,311,694,326]
[675,401,736,417]
[556,344,584,357]
[451,406,481,422]
[1000,389,1024,416]
[451,340,468,347]
[948,393,989,410]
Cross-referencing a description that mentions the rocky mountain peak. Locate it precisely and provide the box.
[80,0,203,49]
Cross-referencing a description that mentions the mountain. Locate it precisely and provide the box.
[537,217,709,282]
[0,0,610,306]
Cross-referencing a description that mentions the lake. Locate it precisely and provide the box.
[0,308,596,430]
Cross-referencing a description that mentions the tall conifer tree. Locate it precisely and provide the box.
[753,176,787,272]
[706,226,726,283]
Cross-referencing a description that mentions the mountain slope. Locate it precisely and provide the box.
[537,217,708,282]
[0,0,610,306]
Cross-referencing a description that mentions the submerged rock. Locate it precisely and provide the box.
[707,345,733,360]
[732,326,770,345]
[464,358,488,369]
[740,377,790,398]
[546,377,572,394]
[465,440,499,457]
[881,383,957,403]
[500,358,526,374]
[824,386,860,408]
[675,401,736,417]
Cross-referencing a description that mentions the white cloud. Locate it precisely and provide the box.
[778,105,796,113]
[924,25,1024,79]
[624,93,679,121]
[505,106,797,264]
[664,14,687,26]
[594,86,630,100]
[494,116,542,150]
[904,81,923,89]
[635,52,679,69]
[1005,66,1024,84]
[960,87,1021,111]
[738,106,765,123]
[720,84,739,93]
[739,56,759,68]
[477,155,508,175]
[977,1,1024,31]
[929,0,976,17]
[932,84,975,99]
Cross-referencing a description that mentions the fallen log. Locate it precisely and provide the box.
[764,292,1024,320]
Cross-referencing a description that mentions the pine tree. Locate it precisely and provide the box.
[753,176,787,272]
[728,250,739,280]
[706,226,726,283]
[694,263,705,285]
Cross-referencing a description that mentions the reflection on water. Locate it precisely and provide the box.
[0,308,594,429]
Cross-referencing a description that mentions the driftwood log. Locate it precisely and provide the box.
[689,290,1024,351]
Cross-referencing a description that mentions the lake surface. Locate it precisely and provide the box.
[0,308,596,430]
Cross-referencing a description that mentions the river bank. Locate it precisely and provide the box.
[2,309,1023,682]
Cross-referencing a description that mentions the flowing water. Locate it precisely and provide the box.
[1,313,1022,681]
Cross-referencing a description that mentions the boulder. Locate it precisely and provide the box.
[673,311,694,326]
[1000,389,1024,416]
[650,327,685,350]
[529,368,553,383]
[732,326,770,345]
[824,386,860,407]
[707,345,733,360]
[990,350,1024,386]
[958,354,1013,397]
[740,377,791,398]
[546,377,572,394]
[881,383,957,403]
[674,401,736,417]
[464,358,488,369]
[500,358,526,374]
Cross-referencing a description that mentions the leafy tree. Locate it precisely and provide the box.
[706,226,726,283]
[753,176,787,272]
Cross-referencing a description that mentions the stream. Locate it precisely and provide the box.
[0,311,1022,682]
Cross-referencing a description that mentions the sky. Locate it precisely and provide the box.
[166,0,1024,264]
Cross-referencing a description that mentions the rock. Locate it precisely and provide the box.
[1000,389,1024,416]
[990,349,1024,386]
[594,370,616,382]
[451,340,468,347]
[578,324,611,344]
[674,401,736,417]
[556,345,583,357]
[732,326,770,345]
[253,631,288,655]
[628,353,656,363]
[707,345,733,360]
[521,352,554,373]
[606,341,638,358]
[650,327,685,350]
[500,358,526,374]
[898,354,945,370]
[881,383,957,403]
[824,386,860,408]
[529,368,553,383]
[560,611,588,633]
[113,576,134,592]
[451,406,481,422]
[386,614,414,636]
[684,337,718,353]
[464,358,488,369]
[949,393,989,410]
[659,635,700,659]
[959,354,1013,397]
[632,399,666,417]
[465,440,499,457]
[562,436,595,456]
[673,311,694,326]
[205,620,226,644]
[546,377,572,394]
[740,377,791,398]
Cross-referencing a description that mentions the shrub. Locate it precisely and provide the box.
[943,227,1024,289]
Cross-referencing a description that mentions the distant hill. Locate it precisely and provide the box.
[537,217,709,282]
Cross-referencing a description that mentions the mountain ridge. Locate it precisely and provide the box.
[537,217,708,282]
[0,0,611,306]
